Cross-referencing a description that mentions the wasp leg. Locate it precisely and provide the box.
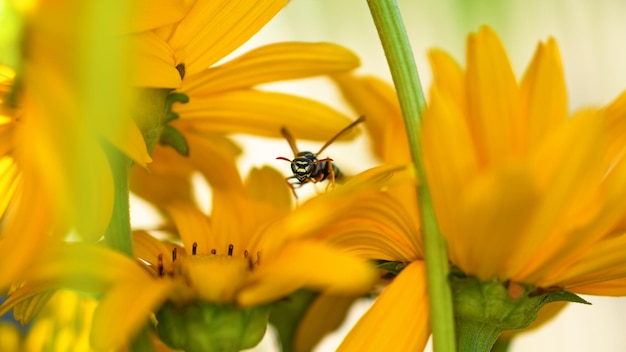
[285,176,301,200]
[325,160,336,191]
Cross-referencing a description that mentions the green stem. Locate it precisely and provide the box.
[104,146,134,256]
[366,1,456,351]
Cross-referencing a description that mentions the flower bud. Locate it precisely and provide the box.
[156,300,270,352]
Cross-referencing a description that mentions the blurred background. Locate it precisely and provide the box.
[222,0,626,351]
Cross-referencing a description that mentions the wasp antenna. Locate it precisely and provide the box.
[280,126,300,156]
[316,116,366,156]
[276,156,293,162]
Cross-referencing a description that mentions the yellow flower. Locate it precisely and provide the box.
[130,0,363,183]
[324,25,626,350]
[423,26,626,293]
[1,165,386,350]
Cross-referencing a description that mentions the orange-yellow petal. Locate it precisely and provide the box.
[91,280,175,351]
[338,261,429,352]
[175,89,358,141]
[166,202,212,254]
[520,38,568,149]
[295,294,357,352]
[238,241,376,306]
[167,0,288,77]
[178,255,249,303]
[333,74,406,164]
[130,0,190,33]
[131,32,181,88]
[428,48,465,115]
[466,25,521,164]
[182,42,360,94]
[453,162,539,280]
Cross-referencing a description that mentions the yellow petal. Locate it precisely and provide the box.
[570,277,626,296]
[182,42,360,94]
[166,202,213,254]
[175,89,358,141]
[318,191,421,262]
[131,32,181,88]
[333,74,407,164]
[183,131,243,190]
[238,242,377,306]
[0,157,20,220]
[130,0,190,33]
[422,87,478,243]
[133,230,184,270]
[99,115,152,168]
[338,261,429,352]
[245,166,292,212]
[453,162,539,280]
[0,180,52,290]
[520,38,568,149]
[514,110,606,282]
[130,144,195,207]
[168,0,288,77]
[466,25,521,164]
[602,89,626,163]
[92,280,174,351]
[295,294,357,352]
[179,255,249,303]
[428,48,465,115]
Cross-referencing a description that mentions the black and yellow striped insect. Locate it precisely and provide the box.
[277,116,365,197]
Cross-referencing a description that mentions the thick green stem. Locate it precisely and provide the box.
[103,146,134,256]
[366,1,456,351]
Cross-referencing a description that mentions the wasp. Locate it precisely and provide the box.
[277,116,366,197]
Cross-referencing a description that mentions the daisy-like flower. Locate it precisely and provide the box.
[130,0,363,181]
[328,25,626,350]
[423,26,626,294]
[1,163,391,351]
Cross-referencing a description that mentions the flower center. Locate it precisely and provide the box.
[154,242,261,278]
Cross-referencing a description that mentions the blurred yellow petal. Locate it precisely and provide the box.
[182,42,360,94]
[520,38,568,149]
[183,131,243,190]
[166,202,212,253]
[130,0,190,33]
[167,0,288,76]
[175,89,358,141]
[245,166,292,213]
[130,144,195,206]
[333,74,406,163]
[428,48,465,114]
[238,242,376,306]
[99,115,151,168]
[466,25,521,164]
[338,261,429,352]
[454,163,538,280]
[92,280,175,351]
[295,294,357,352]
[179,255,249,303]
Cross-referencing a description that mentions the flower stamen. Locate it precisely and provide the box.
[211,249,216,255]
[192,242,197,255]
[228,244,234,256]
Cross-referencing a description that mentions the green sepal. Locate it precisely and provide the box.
[155,301,270,352]
[451,271,590,351]
[375,260,406,276]
[269,290,318,352]
[159,125,189,156]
